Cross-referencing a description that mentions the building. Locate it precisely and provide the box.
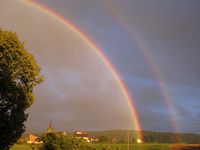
[46,120,68,137]
[26,134,39,144]
[74,131,90,142]
[47,119,54,133]
[90,136,98,143]
[136,138,142,144]
[19,134,43,144]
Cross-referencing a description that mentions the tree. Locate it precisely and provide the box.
[41,133,59,150]
[98,136,109,143]
[41,133,95,150]
[0,28,43,150]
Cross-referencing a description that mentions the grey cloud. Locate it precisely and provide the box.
[0,0,134,133]
[42,0,200,133]
[101,0,200,86]
[1,0,200,133]
[176,106,191,119]
[139,109,173,131]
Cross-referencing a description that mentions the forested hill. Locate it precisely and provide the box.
[88,130,200,144]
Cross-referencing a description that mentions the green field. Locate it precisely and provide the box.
[10,144,32,150]
[11,144,200,150]
[11,143,171,150]
[92,144,171,150]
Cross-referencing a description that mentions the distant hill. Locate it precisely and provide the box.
[24,130,200,144]
[87,130,200,144]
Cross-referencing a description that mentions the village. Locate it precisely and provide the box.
[19,121,99,145]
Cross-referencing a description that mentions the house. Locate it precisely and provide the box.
[136,138,142,144]
[20,134,42,144]
[90,136,98,143]
[27,134,38,144]
[74,131,90,142]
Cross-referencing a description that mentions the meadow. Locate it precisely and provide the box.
[11,143,171,150]
[11,143,200,150]
[92,144,171,150]
[10,144,32,150]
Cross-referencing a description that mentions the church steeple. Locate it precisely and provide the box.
[47,119,53,133]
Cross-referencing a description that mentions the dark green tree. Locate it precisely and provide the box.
[41,133,95,150]
[42,133,59,150]
[98,136,109,143]
[0,28,43,150]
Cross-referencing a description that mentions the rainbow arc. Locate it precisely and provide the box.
[22,0,143,140]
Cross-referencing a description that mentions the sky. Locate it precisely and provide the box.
[0,0,200,133]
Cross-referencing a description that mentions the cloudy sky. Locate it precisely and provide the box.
[0,0,200,133]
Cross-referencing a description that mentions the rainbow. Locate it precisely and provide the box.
[21,0,143,139]
[99,1,180,141]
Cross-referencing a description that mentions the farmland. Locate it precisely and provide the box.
[10,144,32,150]
[11,144,170,150]
[11,143,200,150]
[11,143,171,150]
[92,143,171,150]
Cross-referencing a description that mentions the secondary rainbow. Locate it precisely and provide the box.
[21,0,143,139]
[99,1,180,141]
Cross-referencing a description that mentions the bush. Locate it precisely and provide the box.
[41,133,95,150]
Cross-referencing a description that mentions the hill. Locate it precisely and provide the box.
[88,130,200,144]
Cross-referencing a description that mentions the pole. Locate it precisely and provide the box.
[127,130,129,150]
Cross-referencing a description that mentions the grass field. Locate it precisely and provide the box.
[171,144,200,150]
[10,144,171,150]
[92,144,171,150]
[11,144,171,150]
[10,144,32,150]
[10,144,43,150]
[11,144,200,150]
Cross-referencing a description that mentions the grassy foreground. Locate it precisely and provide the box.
[11,143,171,150]
[11,144,200,150]
[10,144,32,150]
[92,144,170,150]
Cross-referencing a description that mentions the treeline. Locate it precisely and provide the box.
[88,130,200,144]
[143,131,200,144]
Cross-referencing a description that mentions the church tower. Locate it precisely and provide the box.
[47,119,54,133]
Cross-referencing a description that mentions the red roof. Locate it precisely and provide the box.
[74,131,88,137]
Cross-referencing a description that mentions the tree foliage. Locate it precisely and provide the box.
[41,133,59,150]
[41,133,95,150]
[98,136,109,143]
[0,28,43,150]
